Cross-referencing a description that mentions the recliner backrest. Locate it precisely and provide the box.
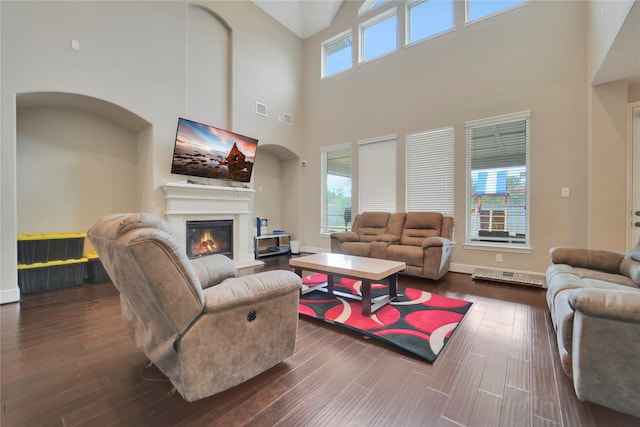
[400,212,445,246]
[87,213,205,340]
[353,212,390,242]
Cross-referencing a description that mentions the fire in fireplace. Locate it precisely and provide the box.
[186,220,233,259]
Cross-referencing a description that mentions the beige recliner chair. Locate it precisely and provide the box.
[87,213,301,402]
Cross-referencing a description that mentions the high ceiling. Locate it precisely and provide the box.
[252,0,344,39]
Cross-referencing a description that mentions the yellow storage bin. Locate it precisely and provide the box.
[17,232,86,264]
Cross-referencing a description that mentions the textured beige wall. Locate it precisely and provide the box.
[589,80,631,251]
[301,0,590,274]
[0,1,303,301]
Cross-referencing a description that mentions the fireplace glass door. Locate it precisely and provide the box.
[186,220,233,259]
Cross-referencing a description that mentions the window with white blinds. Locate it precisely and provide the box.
[358,136,397,212]
[406,127,454,214]
[465,111,530,246]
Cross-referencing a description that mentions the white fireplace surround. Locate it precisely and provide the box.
[162,182,263,269]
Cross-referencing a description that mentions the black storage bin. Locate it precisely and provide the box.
[17,232,86,264]
[85,252,111,283]
[18,258,87,294]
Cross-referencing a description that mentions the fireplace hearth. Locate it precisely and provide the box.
[186,220,233,259]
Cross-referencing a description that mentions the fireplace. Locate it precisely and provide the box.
[186,220,233,259]
[163,182,263,268]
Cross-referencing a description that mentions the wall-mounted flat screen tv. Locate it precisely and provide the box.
[170,117,258,183]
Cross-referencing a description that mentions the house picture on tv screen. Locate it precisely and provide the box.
[171,118,258,183]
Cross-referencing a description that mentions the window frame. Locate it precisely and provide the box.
[406,0,455,47]
[359,7,398,64]
[320,143,353,235]
[321,29,353,78]
[464,111,532,252]
[465,0,528,25]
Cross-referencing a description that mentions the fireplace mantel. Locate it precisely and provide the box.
[162,182,263,268]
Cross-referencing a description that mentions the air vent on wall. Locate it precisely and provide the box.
[256,102,267,117]
[282,113,293,126]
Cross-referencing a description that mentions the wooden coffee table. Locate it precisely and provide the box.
[290,253,406,316]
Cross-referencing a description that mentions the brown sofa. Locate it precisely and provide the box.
[330,211,453,280]
[546,240,640,416]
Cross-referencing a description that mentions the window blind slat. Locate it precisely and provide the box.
[406,127,454,214]
[359,138,396,212]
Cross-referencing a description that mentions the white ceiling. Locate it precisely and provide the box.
[252,0,344,39]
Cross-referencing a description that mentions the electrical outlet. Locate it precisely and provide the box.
[496,253,503,262]
[562,187,570,198]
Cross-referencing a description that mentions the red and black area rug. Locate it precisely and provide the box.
[299,273,473,362]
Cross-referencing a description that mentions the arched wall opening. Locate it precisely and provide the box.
[16,92,152,253]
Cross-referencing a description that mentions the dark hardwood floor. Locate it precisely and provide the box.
[2,254,639,427]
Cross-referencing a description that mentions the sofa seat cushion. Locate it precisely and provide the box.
[341,242,372,257]
[546,265,636,313]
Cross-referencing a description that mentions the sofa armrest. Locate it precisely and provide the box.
[421,236,450,249]
[550,247,624,274]
[190,254,237,289]
[375,233,400,243]
[203,270,302,313]
[570,288,640,322]
[330,231,359,243]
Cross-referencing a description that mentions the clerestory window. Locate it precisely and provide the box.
[407,0,454,45]
[322,30,352,78]
[466,0,527,23]
[359,8,397,63]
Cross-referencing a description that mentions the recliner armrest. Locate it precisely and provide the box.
[421,236,450,249]
[203,270,302,313]
[190,254,237,289]
[330,231,359,243]
[550,247,624,274]
[570,288,640,322]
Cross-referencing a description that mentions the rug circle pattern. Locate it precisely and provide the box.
[299,273,473,362]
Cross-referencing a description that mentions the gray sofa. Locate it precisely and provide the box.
[330,211,453,280]
[546,240,640,416]
[88,213,302,401]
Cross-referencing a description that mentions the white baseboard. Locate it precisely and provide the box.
[0,287,21,305]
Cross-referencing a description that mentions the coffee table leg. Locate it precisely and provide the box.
[361,280,372,316]
[389,273,398,299]
[327,274,335,295]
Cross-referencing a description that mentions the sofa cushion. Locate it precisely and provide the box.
[400,212,443,246]
[355,212,391,242]
[386,244,423,267]
[341,241,373,257]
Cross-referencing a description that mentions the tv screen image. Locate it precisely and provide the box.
[171,117,259,183]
